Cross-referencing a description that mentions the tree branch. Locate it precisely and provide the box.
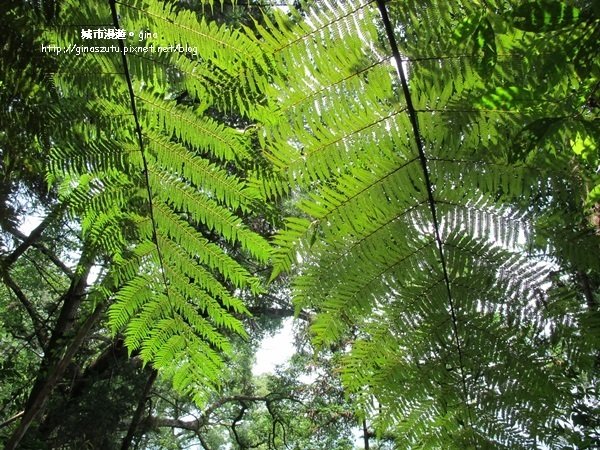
[579,271,598,311]
[0,203,65,270]
[0,411,24,430]
[362,418,370,450]
[70,338,132,397]
[121,368,158,450]
[231,402,247,449]
[6,225,73,278]
[2,271,47,347]
[247,305,312,322]
[145,416,201,432]
[197,432,214,450]
[145,394,295,434]
[4,302,105,449]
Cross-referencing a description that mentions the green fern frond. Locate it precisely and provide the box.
[148,170,271,263]
[256,0,597,446]
[145,130,257,212]
[44,0,273,405]
[138,91,252,163]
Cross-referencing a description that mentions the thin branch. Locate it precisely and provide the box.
[1,203,66,270]
[6,225,73,278]
[197,432,214,450]
[231,402,247,449]
[0,411,24,430]
[4,302,106,449]
[146,394,294,433]
[200,395,286,424]
[121,369,158,450]
[2,272,47,347]
[23,254,66,295]
[362,418,370,450]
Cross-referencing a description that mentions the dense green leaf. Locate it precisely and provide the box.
[512,1,581,32]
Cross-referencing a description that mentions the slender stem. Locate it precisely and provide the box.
[108,0,172,307]
[363,418,370,450]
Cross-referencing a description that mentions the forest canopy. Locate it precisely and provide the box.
[1,0,599,448]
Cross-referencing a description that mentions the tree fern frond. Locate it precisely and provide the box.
[144,130,258,212]
[255,0,598,446]
[121,0,266,71]
[43,0,274,406]
[119,0,270,114]
[148,169,271,263]
[138,90,252,163]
